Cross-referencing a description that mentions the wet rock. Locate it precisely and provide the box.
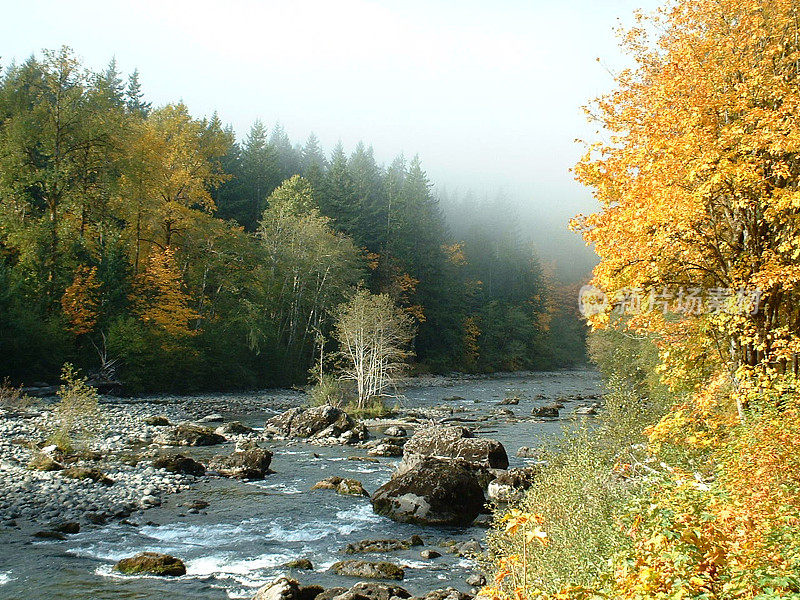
[466,574,486,587]
[516,447,540,459]
[383,426,407,438]
[54,521,80,534]
[348,456,380,463]
[299,586,325,600]
[575,405,598,416]
[33,530,66,540]
[311,476,369,496]
[372,457,486,526]
[153,422,226,446]
[185,499,209,510]
[215,421,255,436]
[337,478,370,496]
[285,558,314,570]
[367,441,404,457]
[420,549,441,559]
[144,415,171,427]
[442,396,465,402]
[61,466,114,486]
[253,576,302,600]
[153,454,206,477]
[311,475,343,490]
[422,588,473,600]
[531,405,560,418]
[316,588,349,600]
[348,582,411,600]
[498,397,519,405]
[209,443,273,479]
[330,560,405,580]
[199,413,225,423]
[487,467,539,503]
[113,552,186,576]
[344,536,422,554]
[449,540,482,557]
[399,426,508,474]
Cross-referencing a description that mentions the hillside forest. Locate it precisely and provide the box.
[0,48,586,393]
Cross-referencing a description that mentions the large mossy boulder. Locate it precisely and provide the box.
[113,552,186,576]
[208,443,273,479]
[153,422,226,446]
[371,457,486,526]
[330,559,405,580]
[399,426,508,474]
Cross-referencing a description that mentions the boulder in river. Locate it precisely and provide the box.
[423,589,473,600]
[398,425,508,474]
[330,560,405,580]
[347,582,411,600]
[487,466,539,503]
[153,422,226,446]
[144,415,171,427]
[152,454,206,477]
[371,456,486,526]
[367,441,404,457]
[311,476,369,496]
[215,421,255,436]
[344,535,423,554]
[113,552,186,576]
[253,576,302,600]
[531,405,560,418]
[383,426,407,438]
[209,442,273,479]
[265,405,367,442]
[284,558,314,570]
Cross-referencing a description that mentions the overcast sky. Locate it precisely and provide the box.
[3,0,663,276]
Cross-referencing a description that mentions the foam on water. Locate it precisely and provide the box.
[186,553,292,578]
[0,572,12,585]
[139,522,261,546]
[250,480,303,494]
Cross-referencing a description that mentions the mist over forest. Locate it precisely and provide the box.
[0,49,588,392]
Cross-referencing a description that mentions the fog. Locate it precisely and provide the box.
[3,0,663,279]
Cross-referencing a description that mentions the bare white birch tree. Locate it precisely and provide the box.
[334,289,415,409]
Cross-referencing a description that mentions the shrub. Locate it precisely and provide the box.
[483,379,673,595]
[0,377,31,411]
[48,363,103,454]
[308,374,345,407]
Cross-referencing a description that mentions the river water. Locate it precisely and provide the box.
[0,370,602,600]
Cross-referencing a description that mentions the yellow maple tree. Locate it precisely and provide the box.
[61,266,101,335]
[573,0,800,403]
[133,247,199,337]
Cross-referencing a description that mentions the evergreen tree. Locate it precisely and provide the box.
[125,68,150,116]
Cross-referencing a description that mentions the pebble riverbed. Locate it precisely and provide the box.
[0,370,604,600]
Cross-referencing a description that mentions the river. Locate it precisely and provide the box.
[0,370,603,600]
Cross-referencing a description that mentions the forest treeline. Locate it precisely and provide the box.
[0,47,585,393]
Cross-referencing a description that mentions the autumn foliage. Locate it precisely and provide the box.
[487,1,800,598]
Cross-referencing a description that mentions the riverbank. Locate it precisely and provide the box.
[0,370,603,599]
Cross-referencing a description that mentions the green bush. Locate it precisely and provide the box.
[484,371,674,593]
[48,363,103,453]
[308,374,345,407]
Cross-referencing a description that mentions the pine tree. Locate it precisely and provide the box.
[125,68,151,116]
